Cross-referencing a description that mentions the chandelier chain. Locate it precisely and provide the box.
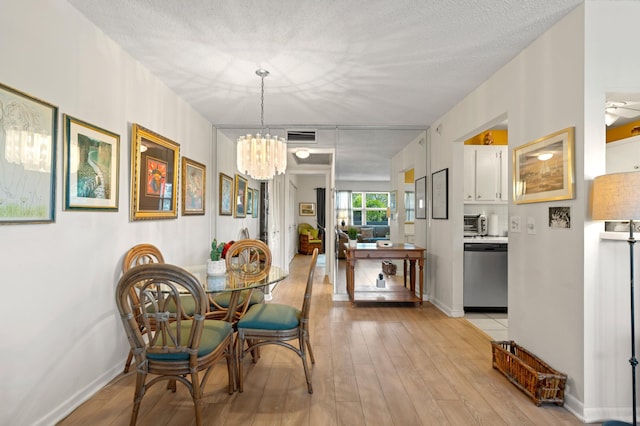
[260,73,265,129]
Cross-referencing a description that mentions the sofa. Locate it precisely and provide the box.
[336,225,390,259]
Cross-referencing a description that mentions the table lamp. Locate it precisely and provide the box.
[592,171,640,426]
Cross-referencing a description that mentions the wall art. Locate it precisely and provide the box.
[513,127,575,204]
[181,157,205,215]
[0,82,57,223]
[63,114,119,211]
[234,174,247,218]
[130,124,179,220]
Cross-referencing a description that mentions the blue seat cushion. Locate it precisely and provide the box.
[237,303,301,330]
[210,290,263,308]
[147,320,232,361]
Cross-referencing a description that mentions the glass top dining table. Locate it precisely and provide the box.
[200,265,288,293]
[186,264,289,322]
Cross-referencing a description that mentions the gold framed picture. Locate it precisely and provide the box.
[130,124,180,220]
[234,174,248,218]
[299,202,315,216]
[513,127,574,204]
[181,157,205,216]
[219,173,233,216]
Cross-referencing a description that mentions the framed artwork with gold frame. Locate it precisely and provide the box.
[181,157,205,216]
[219,173,233,216]
[513,127,574,204]
[130,124,180,220]
[234,174,247,218]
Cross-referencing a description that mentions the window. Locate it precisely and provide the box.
[351,192,389,226]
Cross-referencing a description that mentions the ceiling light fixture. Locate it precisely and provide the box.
[237,69,287,180]
[295,149,310,159]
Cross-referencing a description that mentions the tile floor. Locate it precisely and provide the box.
[465,312,509,341]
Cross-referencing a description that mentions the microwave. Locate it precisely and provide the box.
[464,214,487,236]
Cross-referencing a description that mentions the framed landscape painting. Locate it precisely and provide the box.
[130,124,180,220]
[181,157,205,215]
[513,127,575,204]
[64,114,119,211]
[0,82,57,223]
[299,202,315,216]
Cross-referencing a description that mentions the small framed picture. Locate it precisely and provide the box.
[246,188,254,216]
[415,176,426,219]
[299,202,316,216]
[181,157,205,215]
[63,114,119,211]
[219,173,233,216]
[549,206,571,229]
[234,174,248,218]
[252,187,259,218]
[431,168,448,220]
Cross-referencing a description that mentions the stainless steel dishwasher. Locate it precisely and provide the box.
[463,242,508,312]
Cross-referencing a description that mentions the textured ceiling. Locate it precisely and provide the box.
[66,0,586,181]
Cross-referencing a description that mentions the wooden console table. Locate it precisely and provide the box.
[344,243,425,305]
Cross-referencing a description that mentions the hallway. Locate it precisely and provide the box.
[60,254,581,425]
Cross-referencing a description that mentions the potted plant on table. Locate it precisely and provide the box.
[207,238,226,275]
[347,227,359,248]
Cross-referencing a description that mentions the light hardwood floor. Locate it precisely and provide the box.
[59,254,588,426]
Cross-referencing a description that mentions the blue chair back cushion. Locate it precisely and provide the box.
[237,303,301,330]
[146,320,231,361]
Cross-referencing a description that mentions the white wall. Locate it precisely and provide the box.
[295,175,325,229]
[215,129,261,243]
[430,2,587,412]
[583,1,640,421]
[426,1,640,422]
[0,1,213,424]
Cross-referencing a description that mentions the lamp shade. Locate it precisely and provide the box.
[592,171,640,220]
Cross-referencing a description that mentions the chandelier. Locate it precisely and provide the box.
[237,69,287,180]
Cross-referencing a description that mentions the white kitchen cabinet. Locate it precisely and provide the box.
[606,135,640,173]
[464,145,508,203]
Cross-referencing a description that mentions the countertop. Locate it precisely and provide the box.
[463,236,508,244]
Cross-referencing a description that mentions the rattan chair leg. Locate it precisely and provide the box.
[123,350,134,374]
[191,370,204,426]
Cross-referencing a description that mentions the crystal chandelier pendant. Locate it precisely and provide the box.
[236,69,287,180]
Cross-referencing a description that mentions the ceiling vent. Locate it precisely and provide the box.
[287,130,316,144]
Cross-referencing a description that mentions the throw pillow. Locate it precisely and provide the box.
[310,228,319,239]
[360,227,373,239]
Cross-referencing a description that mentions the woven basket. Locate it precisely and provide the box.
[491,340,567,406]
[382,260,396,275]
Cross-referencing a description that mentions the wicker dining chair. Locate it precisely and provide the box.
[121,244,165,373]
[209,239,271,321]
[236,248,318,393]
[115,263,234,426]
